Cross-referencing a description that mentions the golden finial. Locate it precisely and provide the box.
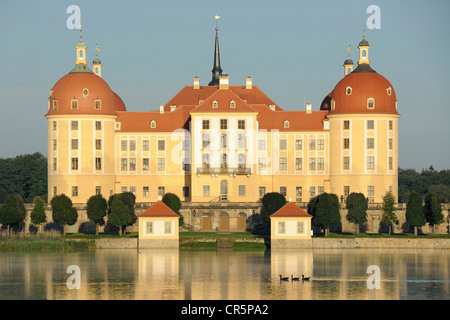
[95,43,100,58]
[363,24,366,39]
[79,24,83,40]
[347,44,351,58]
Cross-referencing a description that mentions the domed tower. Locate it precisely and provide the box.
[46,28,126,203]
[322,33,399,203]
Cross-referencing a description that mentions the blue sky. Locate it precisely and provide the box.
[0,0,449,170]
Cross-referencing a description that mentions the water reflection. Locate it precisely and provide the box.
[0,249,448,300]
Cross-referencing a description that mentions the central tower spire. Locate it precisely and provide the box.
[209,17,223,86]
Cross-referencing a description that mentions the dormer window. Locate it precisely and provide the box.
[94,99,101,110]
[230,100,236,108]
[367,98,375,109]
[212,100,218,108]
[387,87,392,96]
[53,100,58,110]
[151,120,156,128]
[284,120,289,128]
[82,88,89,97]
[71,99,78,110]
[331,99,335,110]
[346,86,352,95]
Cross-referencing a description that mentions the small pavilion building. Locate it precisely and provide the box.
[270,202,313,249]
[138,201,180,249]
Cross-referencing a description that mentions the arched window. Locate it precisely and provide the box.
[202,133,210,148]
[79,50,83,58]
[202,154,210,168]
[367,98,375,109]
[95,67,99,74]
[230,100,236,108]
[238,153,246,169]
[212,100,218,108]
[221,153,228,168]
[362,50,367,58]
[346,86,352,95]
[284,120,289,128]
[151,120,156,128]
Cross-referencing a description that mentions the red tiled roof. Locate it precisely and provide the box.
[270,202,312,218]
[138,201,180,218]
[190,89,258,113]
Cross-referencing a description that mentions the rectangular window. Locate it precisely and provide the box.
[52,158,57,171]
[95,186,101,195]
[182,139,190,151]
[343,156,350,170]
[143,186,149,197]
[71,121,78,130]
[297,221,304,234]
[389,157,393,170]
[164,222,172,234]
[158,187,165,197]
[318,139,324,150]
[202,134,210,148]
[367,138,374,149]
[309,158,316,170]
[278,222,285,234]
[220,133,227,148]
[95,139,102,150]
[258,139,266,151]
[258,157,266,170]
[95,121,102,130]
[343,138,350,149]
[309,139,315,150]
[279,157,287,170]
[343,120,350,130]
[146,221,153,234]
[53,100,58,110]
[129,140,136,151]
[95,157,102,170]
[220,119,228,130]
[52,121,57,131]
[389,120,393,130]
[389,138,393,150]
[238,185,246,196]
[368,185,375,203]
[259,187,266,198]
[296,186,302,202]
[203,185,210,196]
[121,186,127,193]
[183,186,190,197]
[183,158,190,171]
[317,158,324,170]
[367,156,374,169]
[280,186,287,197]
[238,133,246,148]
[367,120,374,130]
[344,186,350,197]
[238,120,246,130]
[121,158,127,171]
[202,120,210,130]
[52,139,57,151]
[142,140,149,151]
[279,139,287,150]
[71,157,78,170]
[295,158,302,170]
[318,186,324,195]
[94,100,101,110]
[157,158,165,171]
[53,186,57,197]
[121,140,127,151]
[309,186,316,197]
[71,100,78,110]
[158,140,165,151]
[295,139,302,150]
[71,139,78,150]
[129,158,136,171]
[72,186,78,197]
[131,187,136,195]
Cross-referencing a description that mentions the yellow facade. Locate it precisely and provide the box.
[270,216,312,240]
[138,216,179,240]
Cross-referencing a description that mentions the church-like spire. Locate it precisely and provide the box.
[70,24,93,74]
[208,19,223,86]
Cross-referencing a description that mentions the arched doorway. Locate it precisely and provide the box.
[237,212,247,231]
[219,212,229,232]
[220,180,228,201]
[201,213,212,231]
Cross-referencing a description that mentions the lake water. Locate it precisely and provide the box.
[0,248,449,300]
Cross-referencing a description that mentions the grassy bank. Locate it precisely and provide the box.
[314,232,450,238]
[0,233,94,251]
[179,232,268,239]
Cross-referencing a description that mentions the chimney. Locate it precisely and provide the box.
[306,103,312,114]
[170,105,176,112]
[193,76,200,89]
[269,104,276,111]
[160,105,164,114]
[245,76,252,89]
[219,74,229,90]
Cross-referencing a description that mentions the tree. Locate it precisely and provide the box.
[108,192,137,235]
[260,192,286,227]
[345,192,368,235]
[0,194,27,234]
[30,196,47,233]
[308,193,340,236]
[428,184,450,203]
[405,191,425,235]
[162,193,184,226]
[381,192,397,235]
[108,195,129,236]
[50,194,78,234]
[86,194,107,235]
[423,192,444,234]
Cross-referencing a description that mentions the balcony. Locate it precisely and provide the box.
[196,167,252,176]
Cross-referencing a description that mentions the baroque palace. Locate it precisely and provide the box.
[46,26,399,209]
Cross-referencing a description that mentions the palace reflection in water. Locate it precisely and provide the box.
[0,249,449,300]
